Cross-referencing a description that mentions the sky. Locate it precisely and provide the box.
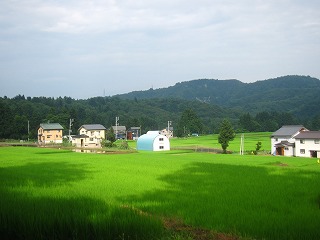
[1,0,320,99]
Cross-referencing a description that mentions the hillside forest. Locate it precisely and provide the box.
[1,75,320,140]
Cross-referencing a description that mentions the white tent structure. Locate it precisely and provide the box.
[137,131,170,151]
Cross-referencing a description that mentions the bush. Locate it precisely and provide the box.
[118,141,129,150]
[254,141,262,155]
[102,139,115,148]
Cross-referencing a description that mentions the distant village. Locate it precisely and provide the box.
[36,121,320,158]
[38,122,172,151]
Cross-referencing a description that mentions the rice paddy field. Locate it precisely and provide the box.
[1,133,320,240]
[169,132,271,153]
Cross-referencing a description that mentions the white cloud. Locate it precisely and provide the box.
[0,0,319,98]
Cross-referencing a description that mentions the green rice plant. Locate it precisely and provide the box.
[169,132,271,153]
[0,193,163,240]
[0,148,163,240]
[0,147,319,239]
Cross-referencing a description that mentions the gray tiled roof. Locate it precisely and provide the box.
[295,131,320,139]
[274,140,295,147]
[79,124,106,130]
[271,125,306,137]
[112,126,126,131]
[129,127,141,130]
[40,123,64,130]
[72,134,89,138]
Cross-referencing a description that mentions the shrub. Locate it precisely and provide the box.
[102,139,115,148]
[118,141,129,150]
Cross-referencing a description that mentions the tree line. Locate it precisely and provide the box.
[1,95,319,140]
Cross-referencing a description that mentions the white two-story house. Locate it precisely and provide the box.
[72,124,106,148]
[271,125,307,156]
[294,131,320,158]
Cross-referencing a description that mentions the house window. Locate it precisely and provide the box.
[315,139,319,144]
[275,138,278,141]
[285,147,289,150]
[159,138,164,141]
[300,139,305,144]
[47,135,51,139]
[300,149,305,154]
[90,138,94,141]
[56,135,58,138]
[159,146,164,149]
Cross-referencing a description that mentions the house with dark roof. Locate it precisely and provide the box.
[271,125,308,156]
[271,125,320,158]
[38,123,64,144]
[127,127,141,140]
[294,131,320,158]
[112,125,127,139]
[72,124,106,148]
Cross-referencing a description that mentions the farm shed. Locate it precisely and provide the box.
[127,127,141,140]
[71,134,90,148]
[137,132,170,151]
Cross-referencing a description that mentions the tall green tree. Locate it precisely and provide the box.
[176,108,203,137]
[106,127,116,143]
[239,113,260,132]
[218,119,235,154]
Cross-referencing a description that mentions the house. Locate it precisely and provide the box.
[38,123,64,144]
[127,127,141,140]
[112,125,127,139]
[72,124,106,148]
[271,125,307,156]
[294,131,320,158]
[161,126,173,138]
[137,131,170,151]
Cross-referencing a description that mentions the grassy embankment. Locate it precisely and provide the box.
[0,133,319,239]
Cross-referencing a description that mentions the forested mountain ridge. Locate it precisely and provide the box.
[1,75,320,140]
[0,96,237,139]
[117,75,320,117]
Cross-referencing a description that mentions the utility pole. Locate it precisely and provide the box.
[69,119,74,141]
[240,133,244,155]
[115,117,119,140]
[28,120,30,142]
[167,121,172,138]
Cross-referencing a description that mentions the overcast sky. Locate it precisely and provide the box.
[1,0,319,99]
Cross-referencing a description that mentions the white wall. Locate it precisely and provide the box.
[271,137,295,155]
[152,135,170,151]
[283,146,295,157]
[79,128,105,139]
[295,139,320,158]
